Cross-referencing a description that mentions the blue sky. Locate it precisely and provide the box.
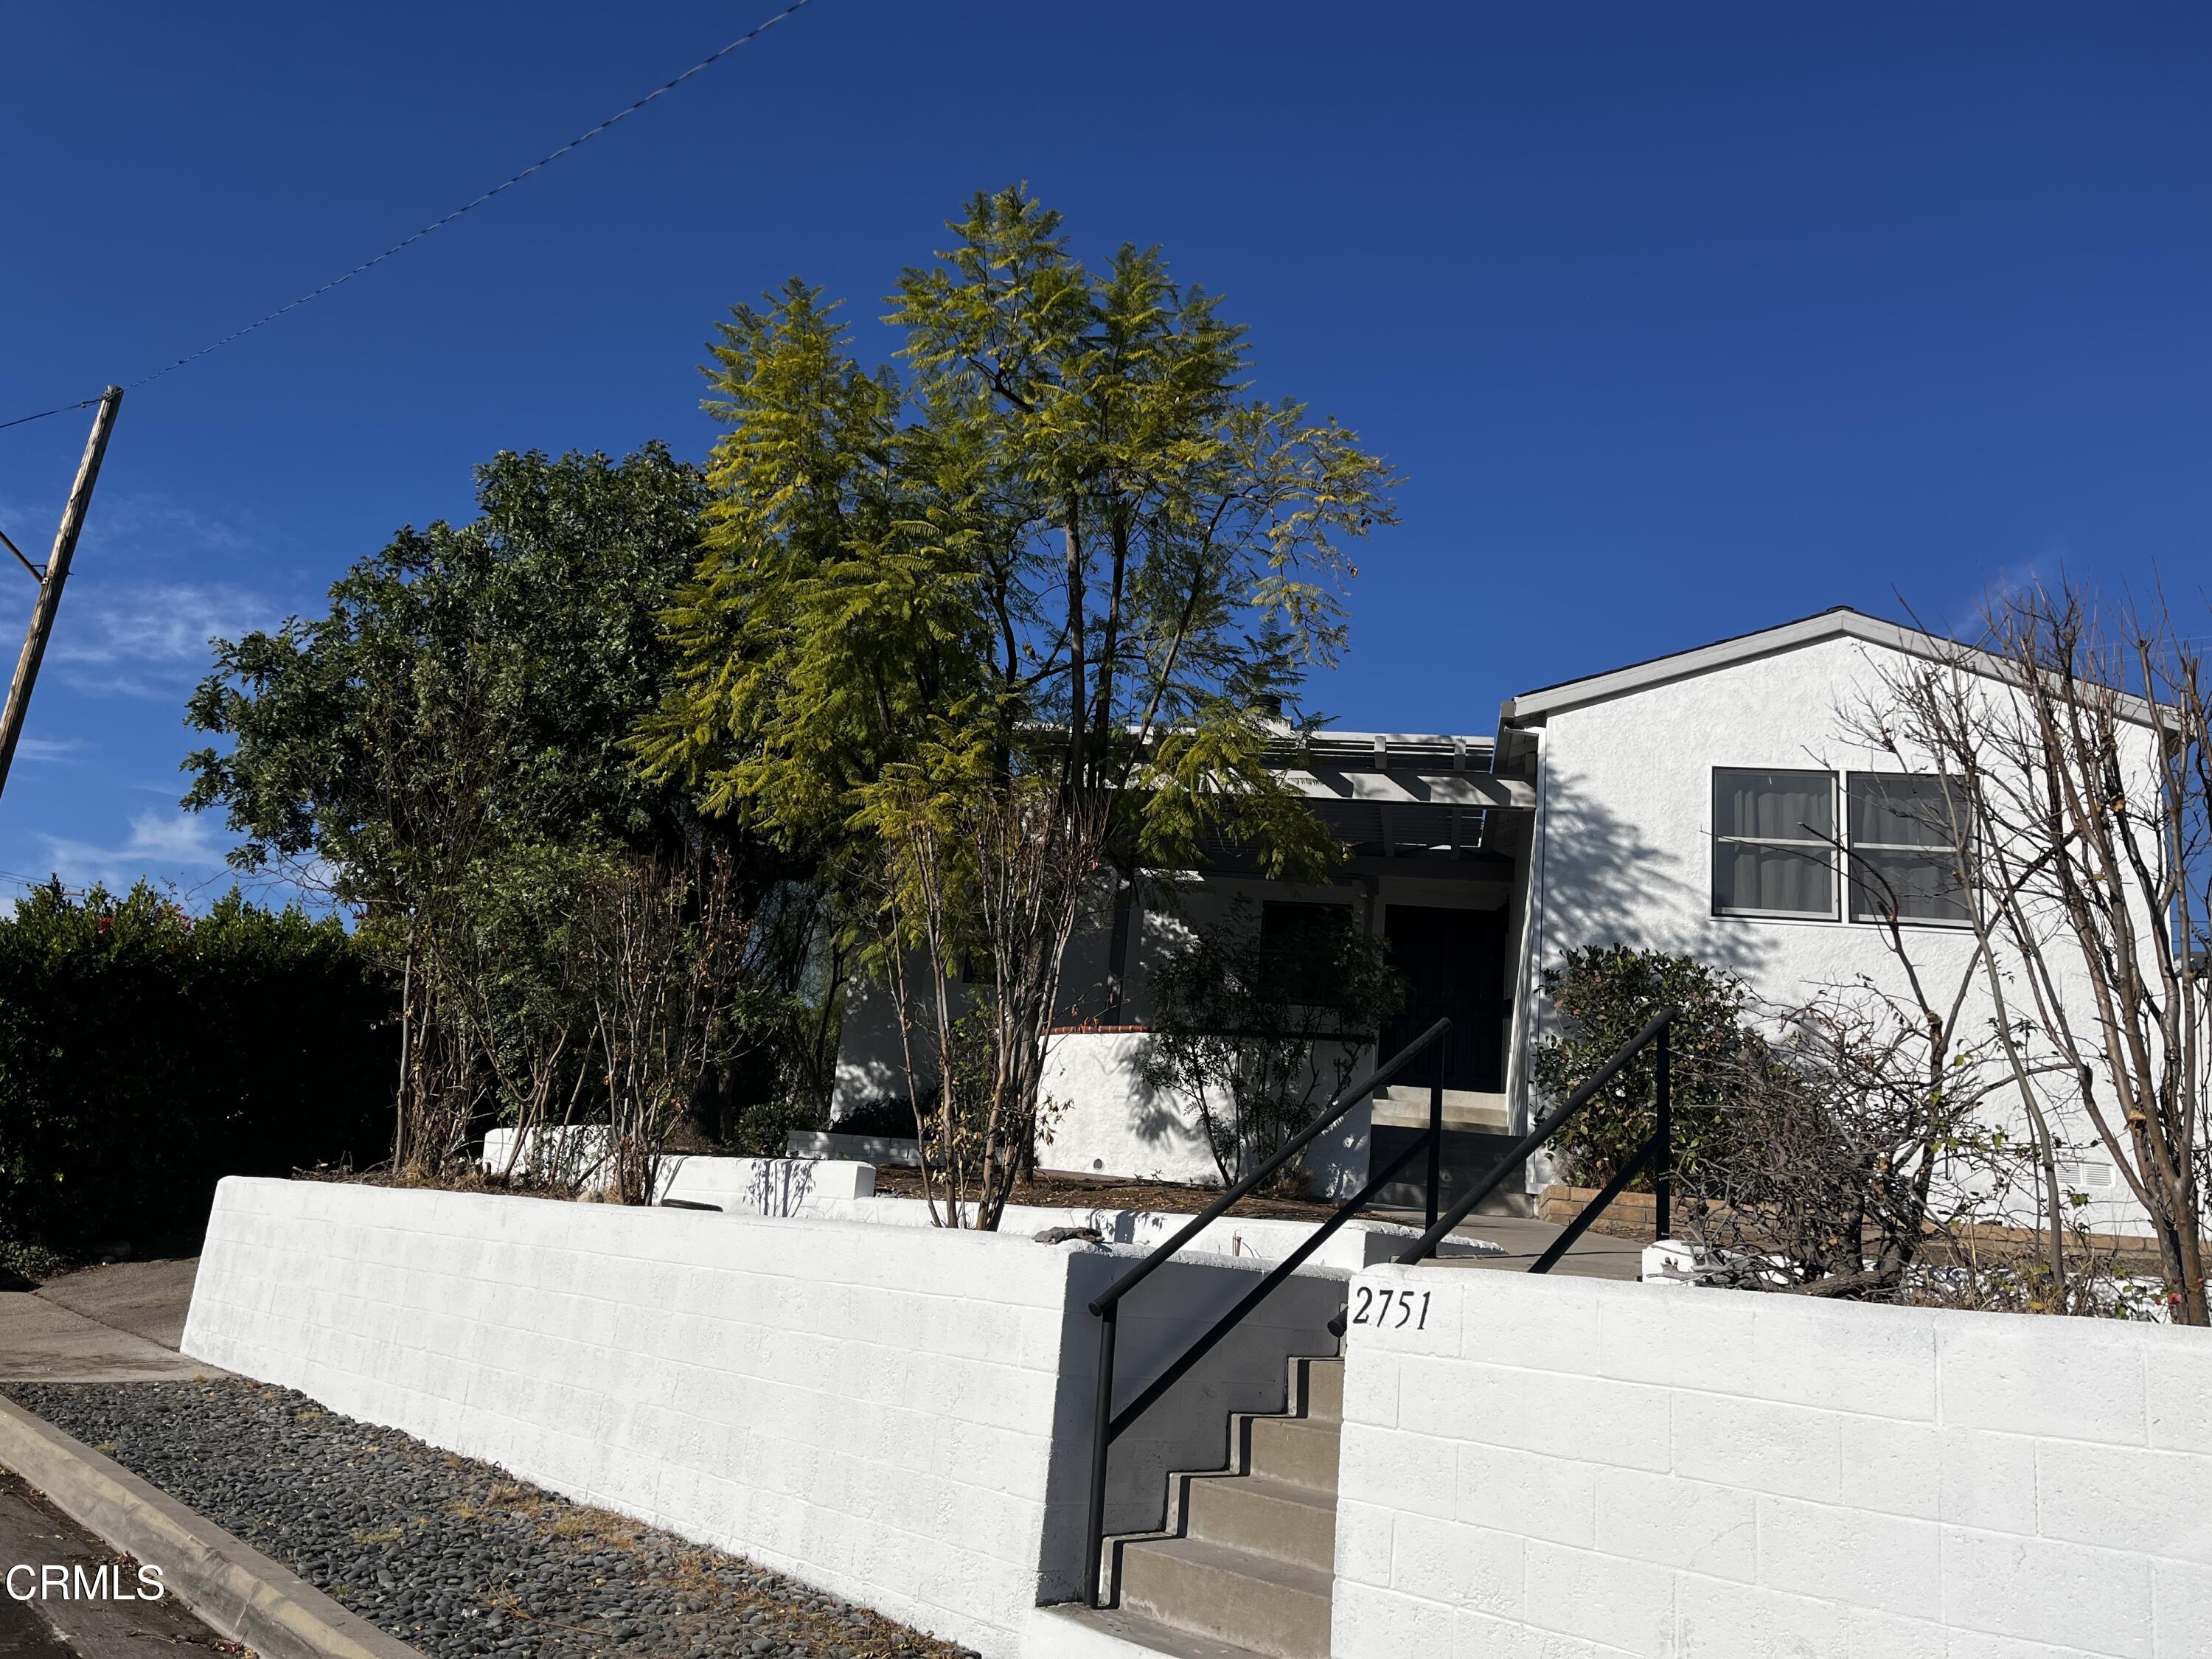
[0,2,2205,905]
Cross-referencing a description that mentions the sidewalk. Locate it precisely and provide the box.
[0,1262,218,1384]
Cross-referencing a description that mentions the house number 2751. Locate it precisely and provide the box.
[1349,1287,1430,1330]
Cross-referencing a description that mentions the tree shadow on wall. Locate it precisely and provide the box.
[1538,771,1779,986]
[741,1156,816,1218]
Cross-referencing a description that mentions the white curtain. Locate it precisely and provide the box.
[1713,770,1834,914]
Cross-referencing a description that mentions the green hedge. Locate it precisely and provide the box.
[0,881,394,1259]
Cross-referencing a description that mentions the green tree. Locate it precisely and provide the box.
[643,189,1399,1226]
[184,447,821,1179]
[187,444,709,890]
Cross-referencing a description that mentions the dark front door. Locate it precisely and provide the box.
[1380,905,1509,1091]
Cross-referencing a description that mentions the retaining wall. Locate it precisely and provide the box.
[657,1155,874,1212]
[479,1134,874,1212]
[182,1178,1340,1659]
[1037,1030,1217,1187]
[785,1194,1495,1273]
[785,1130,922,1168]
[1330,1263,2212,1659]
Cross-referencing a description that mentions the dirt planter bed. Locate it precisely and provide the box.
[1,1380,970,1659]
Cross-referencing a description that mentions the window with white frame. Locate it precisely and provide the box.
[1712,768,1837,918]
[1846,773,1972,925]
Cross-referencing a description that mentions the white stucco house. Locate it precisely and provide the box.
[830,605,2161,1230]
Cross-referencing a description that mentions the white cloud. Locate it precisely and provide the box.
[0,579,286,700]
[36,810,232,892]
[0,487,259,561]
[12,736,88,762]
[1943,554,2060,644]
[52,581,279,667]
[77,493,258,557]
[0,484,290,700]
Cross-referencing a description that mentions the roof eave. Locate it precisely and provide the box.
[1499,608,2166,730]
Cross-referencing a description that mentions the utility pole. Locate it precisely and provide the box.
[0,386,123,803]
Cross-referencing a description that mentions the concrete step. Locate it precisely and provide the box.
[1031,1601,1286,1659]
[1183,1475,1336,1576]
[1295,1357,1340,1425]
[1371,1086,1510,1132]
[1242,1414,1340,1497]
[1117,1536,1334,1659]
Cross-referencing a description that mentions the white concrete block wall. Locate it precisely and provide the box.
[479,1137,874,1212]
[1331,1264,2212,1659]
[785,1130,922,1167]
[657,1155,874,1211]
[783,1193,1498,1273]
[184,1178,1342,1658]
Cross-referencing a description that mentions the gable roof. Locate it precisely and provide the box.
[1499,605,2162,728]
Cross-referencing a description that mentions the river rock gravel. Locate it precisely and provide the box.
[3,1380,975,1659]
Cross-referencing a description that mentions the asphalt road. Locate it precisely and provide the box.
[0,1262,232,1653]
[0,1470,232,1657]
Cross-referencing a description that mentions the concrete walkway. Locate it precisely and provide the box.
[30,1259,199,1352]
[0,1261,218,1384]
[1367,1208,1647,1281]
[1450,1213,1646,1280]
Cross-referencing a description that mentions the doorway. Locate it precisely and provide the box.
[1379,904,1509,1091]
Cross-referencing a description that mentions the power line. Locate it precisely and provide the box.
[0,398,98,434]
[0,0,820,431]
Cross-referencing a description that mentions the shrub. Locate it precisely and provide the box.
[1531,944,1753,1188]
[0,881,394,1258]
[1141,897,1404,1189]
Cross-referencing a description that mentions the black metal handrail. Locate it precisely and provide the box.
[1079,1016,1453,1607]
[1394,1004,1678,1267]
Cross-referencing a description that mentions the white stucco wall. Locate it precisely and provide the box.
[785,1129,923,1167]
[1532,635,1996,999]
[1522,631,2154,1232]
[1331,1264,2212,1659]
[481,1124,614,1188]
[1038,1030,1217,1186]
[182,1178,1343,1659]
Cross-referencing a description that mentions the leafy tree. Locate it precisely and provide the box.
[0,882,391,1261]
[187,444,709,890]
[1141,897,1404,1189]
[1532,945,1754,1188]
[184,447,823,1178]
[642,189,1399,1226]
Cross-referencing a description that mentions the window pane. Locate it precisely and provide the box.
[1714,769,1834,842]
[1849,773,1959,850]
[1715,841,1834,916]
[1849,848,1971,925]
